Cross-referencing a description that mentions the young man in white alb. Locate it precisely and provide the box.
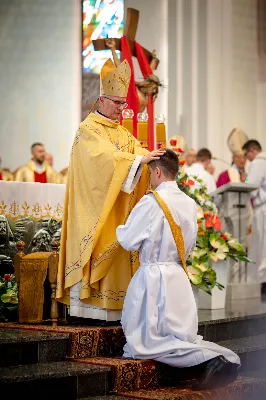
[116,149,240,389]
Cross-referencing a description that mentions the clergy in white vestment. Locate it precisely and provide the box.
[185,148,217,195]
[243,140,266,286]
[116,149,240,390]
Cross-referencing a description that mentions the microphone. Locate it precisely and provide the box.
[212,156,231,166]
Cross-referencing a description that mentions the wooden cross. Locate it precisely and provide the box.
[92,8,159,69]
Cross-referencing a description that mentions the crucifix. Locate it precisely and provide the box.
[92,8,159,68]
[92,8,161,113]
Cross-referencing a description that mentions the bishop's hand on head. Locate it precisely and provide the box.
[140,149,166,165]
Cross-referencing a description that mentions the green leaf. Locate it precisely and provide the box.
[1,293,18,304]
[196,235,209,248]
[197,261,210,272]
[209,233,227,249]
[7,305,17,311]
[202,269,217,289]
[215,247,229,260]
[215,282,225,291]
[227,239,244,252]
[210,252,219,262]
[191,247,208,259]
[188,265,203,285]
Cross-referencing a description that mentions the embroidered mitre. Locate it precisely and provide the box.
[100,58,131,98]
[227,128,249,155]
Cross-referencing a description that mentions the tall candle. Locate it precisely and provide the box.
[122,118,133,135]
[137,112,149,149]
[122,109,134,135]
[156,123,166,149]
[137,122,148,148]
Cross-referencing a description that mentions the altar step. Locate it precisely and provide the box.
[1,333,266,397]
[0,328,69,367]
[1,313,266,399]
[2,312,266,360]
[72,332,266,392]
[1,363,265,400]
[0,361,112,398]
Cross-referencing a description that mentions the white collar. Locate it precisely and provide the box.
[95,110,118,123]
[155,181,177,191]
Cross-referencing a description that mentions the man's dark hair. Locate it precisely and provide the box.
[197,148,212,162]
[149,149,179,179]
[31,142,44,152]
[242,140,262,152]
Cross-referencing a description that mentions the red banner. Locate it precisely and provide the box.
[120,36,155,150]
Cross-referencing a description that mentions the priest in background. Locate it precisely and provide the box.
[44,152,54,167]
[56,58,165,323]
[216,128,248,187]
[184,148,196,169]
[185,148,217,194]
[14,143,61,183]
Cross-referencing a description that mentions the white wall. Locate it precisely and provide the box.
[170,0,266,177]
[0,0,81,172]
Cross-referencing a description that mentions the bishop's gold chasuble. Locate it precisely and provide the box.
[56,112,149,309]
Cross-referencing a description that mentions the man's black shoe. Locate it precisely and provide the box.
[192,356,239,390]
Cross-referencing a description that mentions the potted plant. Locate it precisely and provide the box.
[176,170,253,308]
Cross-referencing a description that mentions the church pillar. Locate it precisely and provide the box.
[206,0,233,169]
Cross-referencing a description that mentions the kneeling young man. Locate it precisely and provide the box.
[116,149,240,389]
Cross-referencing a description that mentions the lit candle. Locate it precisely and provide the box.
[155,114,166,149]
[122,109,134,135]
[137,112,149,149]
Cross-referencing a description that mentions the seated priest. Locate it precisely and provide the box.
[56,58,165,323]
[217,128,248,187]
[14,143,61,183]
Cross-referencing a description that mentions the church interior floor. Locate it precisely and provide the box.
[1,297,266,399]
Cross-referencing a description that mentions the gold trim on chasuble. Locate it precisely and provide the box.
[148,190,189,277]
[57,112,149,309]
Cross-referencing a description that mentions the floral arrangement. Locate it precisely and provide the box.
[0,274,18,321]
[176,170,253,295]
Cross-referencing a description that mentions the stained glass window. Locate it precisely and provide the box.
[82,0,124,74]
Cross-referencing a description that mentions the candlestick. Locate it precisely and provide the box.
[137,112,149,149]
[155,114,166,149]
[122,109,134,135]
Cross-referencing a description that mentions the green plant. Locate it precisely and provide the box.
[0,274,18,321]
[177,171,254,294]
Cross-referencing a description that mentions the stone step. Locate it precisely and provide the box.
[0,328,69,366]
[0,361,111,399]
[219,333,266,372]
[2,313,266,359]
[1,336,266,398]
[73,334,266,393]
[117,375,266,400]
[197,314,266,343]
